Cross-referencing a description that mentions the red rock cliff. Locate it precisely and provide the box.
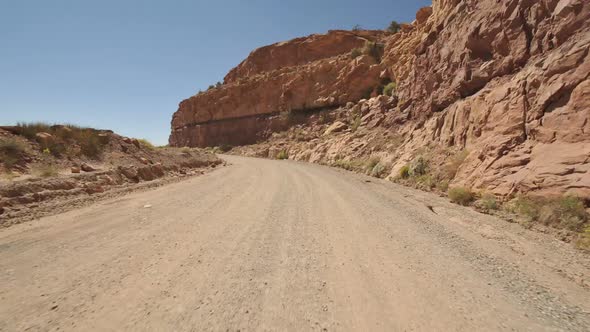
[169,30,386,147]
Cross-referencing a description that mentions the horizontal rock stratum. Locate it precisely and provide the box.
[169,30,386,147]
[170,0,590,198]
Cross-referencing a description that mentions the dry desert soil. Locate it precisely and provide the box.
[0,155,589,331]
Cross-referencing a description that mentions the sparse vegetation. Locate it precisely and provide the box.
[350,48,362,59]
[13,123,108,159]
[350,116,362,132]
[370,162,388,178]
[387,21,401,33]
[218,144,233,153]
[507,195,588,231]
[415,174,436,190]
[479,193,499,212]
[276,150,289,160]
[352,24,363,31]
[362,41,385,62]
[409,156,428,177]
[364,156,381,175]
[35,164,59,178]
[399,165,410,179]
[332,159,362,172]
[577,226,590,251]
[0,139,26,169]
[383,82,397,97]
[437,180,450,192]
[137,139,155,150]
[448,187,475,206]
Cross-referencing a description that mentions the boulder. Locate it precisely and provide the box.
[81,163,96,172]
[323,122,348,136]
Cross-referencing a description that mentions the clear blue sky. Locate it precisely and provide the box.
[1,0,431,145]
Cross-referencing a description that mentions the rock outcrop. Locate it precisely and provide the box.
[169,30,386,147]
[380,0,590,198]
[171,0,590,200]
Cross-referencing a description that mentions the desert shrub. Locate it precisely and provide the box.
[383,82,397,96]
[448,187,475,206]
[76,131,103,159]
[362,41,384,62]
[35,164,59,178]
[218,144,233,153]
[350,48,362,59]
[410,156,428,177]
[15,122,52,139]
[364,156,381,175]
[445,150,469,179]
[540,196,588,231]
[333,159,362,171]
[437,179,449,192]
[137,139,155,150]
[370,162,388,178]
[350,116,362,132]
[480,193,499,211]
[387,21,401,33]
[508,195,588,231]
[416,174,436,190]
[399,165,410,179]
[577,226,590,251]
[509,196,540,222]
[276,150,288,160]
[0,139,26,168]
[14,123,108,159]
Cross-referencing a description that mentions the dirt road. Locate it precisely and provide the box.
[1,155,589,331]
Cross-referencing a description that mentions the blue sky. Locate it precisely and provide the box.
[1,0,431,145]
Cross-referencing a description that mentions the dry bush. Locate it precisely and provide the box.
[276,150,288,160]
[507,196,588,231]
[15,123,108,159]
[137,139,155,150]
[0,139,27,169]
[448,187,475,206]
[399,165,410,179]
[350,116,362,132]
[383,82,397,96]
[332,159,362,172]
[350,48,362,59]
[479,193,499,211]
[363,156,381,174]
[35,164,59,178]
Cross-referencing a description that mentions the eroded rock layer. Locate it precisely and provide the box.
[169,30,385,147]
[171,0,590,198]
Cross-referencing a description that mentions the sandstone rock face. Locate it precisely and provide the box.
[380,0,590,198]
[169,31,386,147]
[224,30,385,83]
[173,0,589,199]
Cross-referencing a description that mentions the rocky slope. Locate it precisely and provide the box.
[0,125,222,226]
[169,30,387,147]
[170,0,589,203]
